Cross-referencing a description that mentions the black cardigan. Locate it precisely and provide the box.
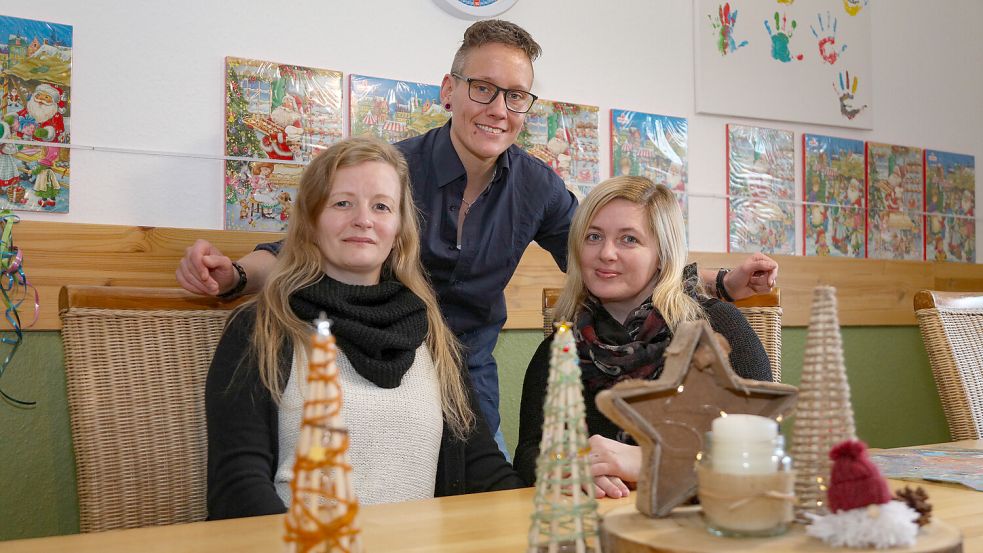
[205,307,523,520]
[513,298,772,486]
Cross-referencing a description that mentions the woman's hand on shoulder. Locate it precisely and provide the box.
[586,434,641,499]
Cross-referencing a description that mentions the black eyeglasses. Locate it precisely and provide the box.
[451,73,538,114]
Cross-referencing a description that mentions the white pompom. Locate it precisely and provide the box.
[805,501,919,549]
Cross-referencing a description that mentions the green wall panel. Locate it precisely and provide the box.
[495,326,950,457]
[0,332,78,540]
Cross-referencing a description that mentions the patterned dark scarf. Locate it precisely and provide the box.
[573,264,702,393]
[289,274,428,389]
[574,294,672,393]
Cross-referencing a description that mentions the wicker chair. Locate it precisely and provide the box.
[914,290,983,441]
[59,286,247,533]
[542,287,782,382]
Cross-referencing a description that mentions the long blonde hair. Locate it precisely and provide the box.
[244,136,474,438]
[555,176,706,330]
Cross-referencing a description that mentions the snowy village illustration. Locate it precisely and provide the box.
[610,109,688,222]
[727,124,796,254]
[349,75,449,144]
[0,15,72,213]
[866,142,924,261]
[516,99,599,199]
[925,150,975,263]
[223,57,343,231]
[803,134,865,258]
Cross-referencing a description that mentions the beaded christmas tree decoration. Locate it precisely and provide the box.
[528,323,599,553]
[283,315,361,553]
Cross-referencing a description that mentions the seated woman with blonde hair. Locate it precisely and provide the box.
[514,176,771,498]
[206,137,522,519]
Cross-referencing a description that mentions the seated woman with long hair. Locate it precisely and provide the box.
[206,137,522,519]
[514,176,771,498]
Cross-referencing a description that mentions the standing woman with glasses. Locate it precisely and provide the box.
[178,20,780,459]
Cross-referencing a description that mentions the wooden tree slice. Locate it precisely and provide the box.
[600,505,962,553]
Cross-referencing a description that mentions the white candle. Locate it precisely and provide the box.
[710,414,779,475]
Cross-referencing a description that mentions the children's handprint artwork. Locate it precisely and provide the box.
[842,0,868,16]
[765,12,803,62]
[695,0,871,128]
[811,11,847,64]
[708,3,749,55]
[834,70,868,120]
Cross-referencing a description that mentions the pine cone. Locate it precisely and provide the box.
[894,485,932,527]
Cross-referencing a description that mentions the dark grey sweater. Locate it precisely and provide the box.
[513,298,772,485]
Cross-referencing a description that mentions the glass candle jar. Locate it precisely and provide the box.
[696,430,795,538]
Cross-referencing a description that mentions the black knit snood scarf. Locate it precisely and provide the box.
[289,274,428,388]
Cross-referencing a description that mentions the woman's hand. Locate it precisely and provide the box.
[724,253,779,300]
[176,239,235,296]
[587,434,641,498]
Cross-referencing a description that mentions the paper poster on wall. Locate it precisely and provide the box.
[925,150,975,263]
[349,75,449,144]
[223,57,343,231]
[610,109,687,222]
[517,99,599,199]
[0,15,72,213]
[802,134,865,257]
[727,124,796,254]
[694,0,872,129]
[866,142,924,261]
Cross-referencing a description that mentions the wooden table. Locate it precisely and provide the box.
[2,441,981,552]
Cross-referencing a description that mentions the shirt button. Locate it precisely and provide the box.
[450,204,458,212]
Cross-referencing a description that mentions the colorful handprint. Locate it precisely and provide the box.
[765,12,803,62]
[708,3,749,56]
[842,0,868,17]
[833,70,868,120]
[811,11,848,64]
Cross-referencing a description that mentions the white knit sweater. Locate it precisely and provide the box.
[274,344,443,505]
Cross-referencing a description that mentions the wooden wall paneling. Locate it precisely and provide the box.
[9,221,983,330]
[506,249,983,328]
[17,221,282,329]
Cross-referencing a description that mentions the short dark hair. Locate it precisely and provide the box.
[450,19,542,75]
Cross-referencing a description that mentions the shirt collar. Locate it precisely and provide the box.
[433,120,511,188]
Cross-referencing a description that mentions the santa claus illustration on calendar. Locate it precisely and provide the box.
[8,83,68,144]
[260,94,304,160]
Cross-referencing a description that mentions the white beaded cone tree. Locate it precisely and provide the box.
[283,316,361,553]
[528,323,599,553]
[790,286,857,516]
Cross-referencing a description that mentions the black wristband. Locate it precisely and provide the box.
[715,268,736,303]
[217,261,247,299]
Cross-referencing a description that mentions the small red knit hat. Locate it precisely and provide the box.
[826,439,892,513]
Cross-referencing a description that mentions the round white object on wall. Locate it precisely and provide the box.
[434,0,519,20]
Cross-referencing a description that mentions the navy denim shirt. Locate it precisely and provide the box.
[258,122,577,342]
[398,122,577,338]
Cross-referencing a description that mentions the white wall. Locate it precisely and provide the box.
[6,0,982,256]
